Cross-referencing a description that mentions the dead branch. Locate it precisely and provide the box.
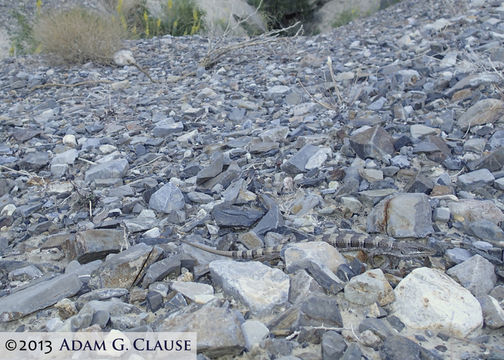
[200,21,302,70]
[30,79,112,92]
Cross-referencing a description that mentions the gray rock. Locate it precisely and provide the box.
[267,85,291,98]
[209,260,289,315]
[68,229,124,263]
[299,294,343,328]
[448,199,504,225]
[489,130,504,149]
[84,158,129,182]
[457,99,504,129]
[281,144,320,175]
[322,331,347,360]
[349,126,395,161]
[199,161,241,190]
[446,73,501,96]
[211,204,264,227]
[368,96,387,110]
[463,138,486,153]
[149,183,185,214]
[152,119,184,136]
[367,193,433,238]
[8,265,43,281]
[142,255,181,288]
[146,290,163,312]
[433,207,450,222]
[196,152,224,184]
[19,151,50,170]
[187,191,214,204]
[344,269,395,306]
[467,147,504,172]
[88,243,161,289]
[447,254,497,297]
[51,149,78,165]
[446,248,472,264]
[359,318,394,340]
[478,295,504,329]
[158,301,245,358]
[381,336,433,360]
[75,288,129,310]
[0,274,82,322]
[241,320,269,350]
[464,220,504,245]
[341,343,363,360]
[252,202,284,236]
[288,270,325,304]
[457,169,495,190]
[490,286,504,303]
[91,309,110,328]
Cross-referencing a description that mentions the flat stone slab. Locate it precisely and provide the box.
[0,273,82,322]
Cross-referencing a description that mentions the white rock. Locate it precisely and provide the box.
[62,134,77,147]
[99,144,117,154]
[392,267,482,337]
[143,227,161,238]
[241,320,269,350]
[1,204,16,216]
[209,260,289,315]
[285,241,346,273]
[305,147,332,170]
[410,124,439,138]
[171,281,214,303]
[344,269,395,306]
[47,181,73,195]
[359,168,383,182]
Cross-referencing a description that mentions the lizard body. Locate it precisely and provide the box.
[180,229,436,260]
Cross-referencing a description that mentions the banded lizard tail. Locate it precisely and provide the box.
[180,230,436,260]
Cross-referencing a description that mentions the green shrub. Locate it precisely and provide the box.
[34,8,125,64]
[158,0,205,37]
[108,0,204,38]
[9,10,39,56]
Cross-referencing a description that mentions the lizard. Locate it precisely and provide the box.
[179,229,437,261]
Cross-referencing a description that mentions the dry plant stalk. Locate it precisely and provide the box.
[34,7,125,65]
[200,21,302,69]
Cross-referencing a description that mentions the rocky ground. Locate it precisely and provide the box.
[1,0,504,359]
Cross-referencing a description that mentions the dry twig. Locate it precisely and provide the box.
[200,21,302,70]
[30,79,112,92]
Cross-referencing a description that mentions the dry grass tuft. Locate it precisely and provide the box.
[34,7,125,65]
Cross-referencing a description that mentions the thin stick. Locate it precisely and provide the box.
[0,164,35,178]
[200,21,302,69]
[77,157,96,165]
[30,79,112,92]
[327,56,344,105]
[297,79,335,110]
[131,155,164,170]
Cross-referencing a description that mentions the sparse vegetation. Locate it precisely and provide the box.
[158,0,204,37]
[8,0,205,64]
[8,10,39,56]
[34,7,125,64]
